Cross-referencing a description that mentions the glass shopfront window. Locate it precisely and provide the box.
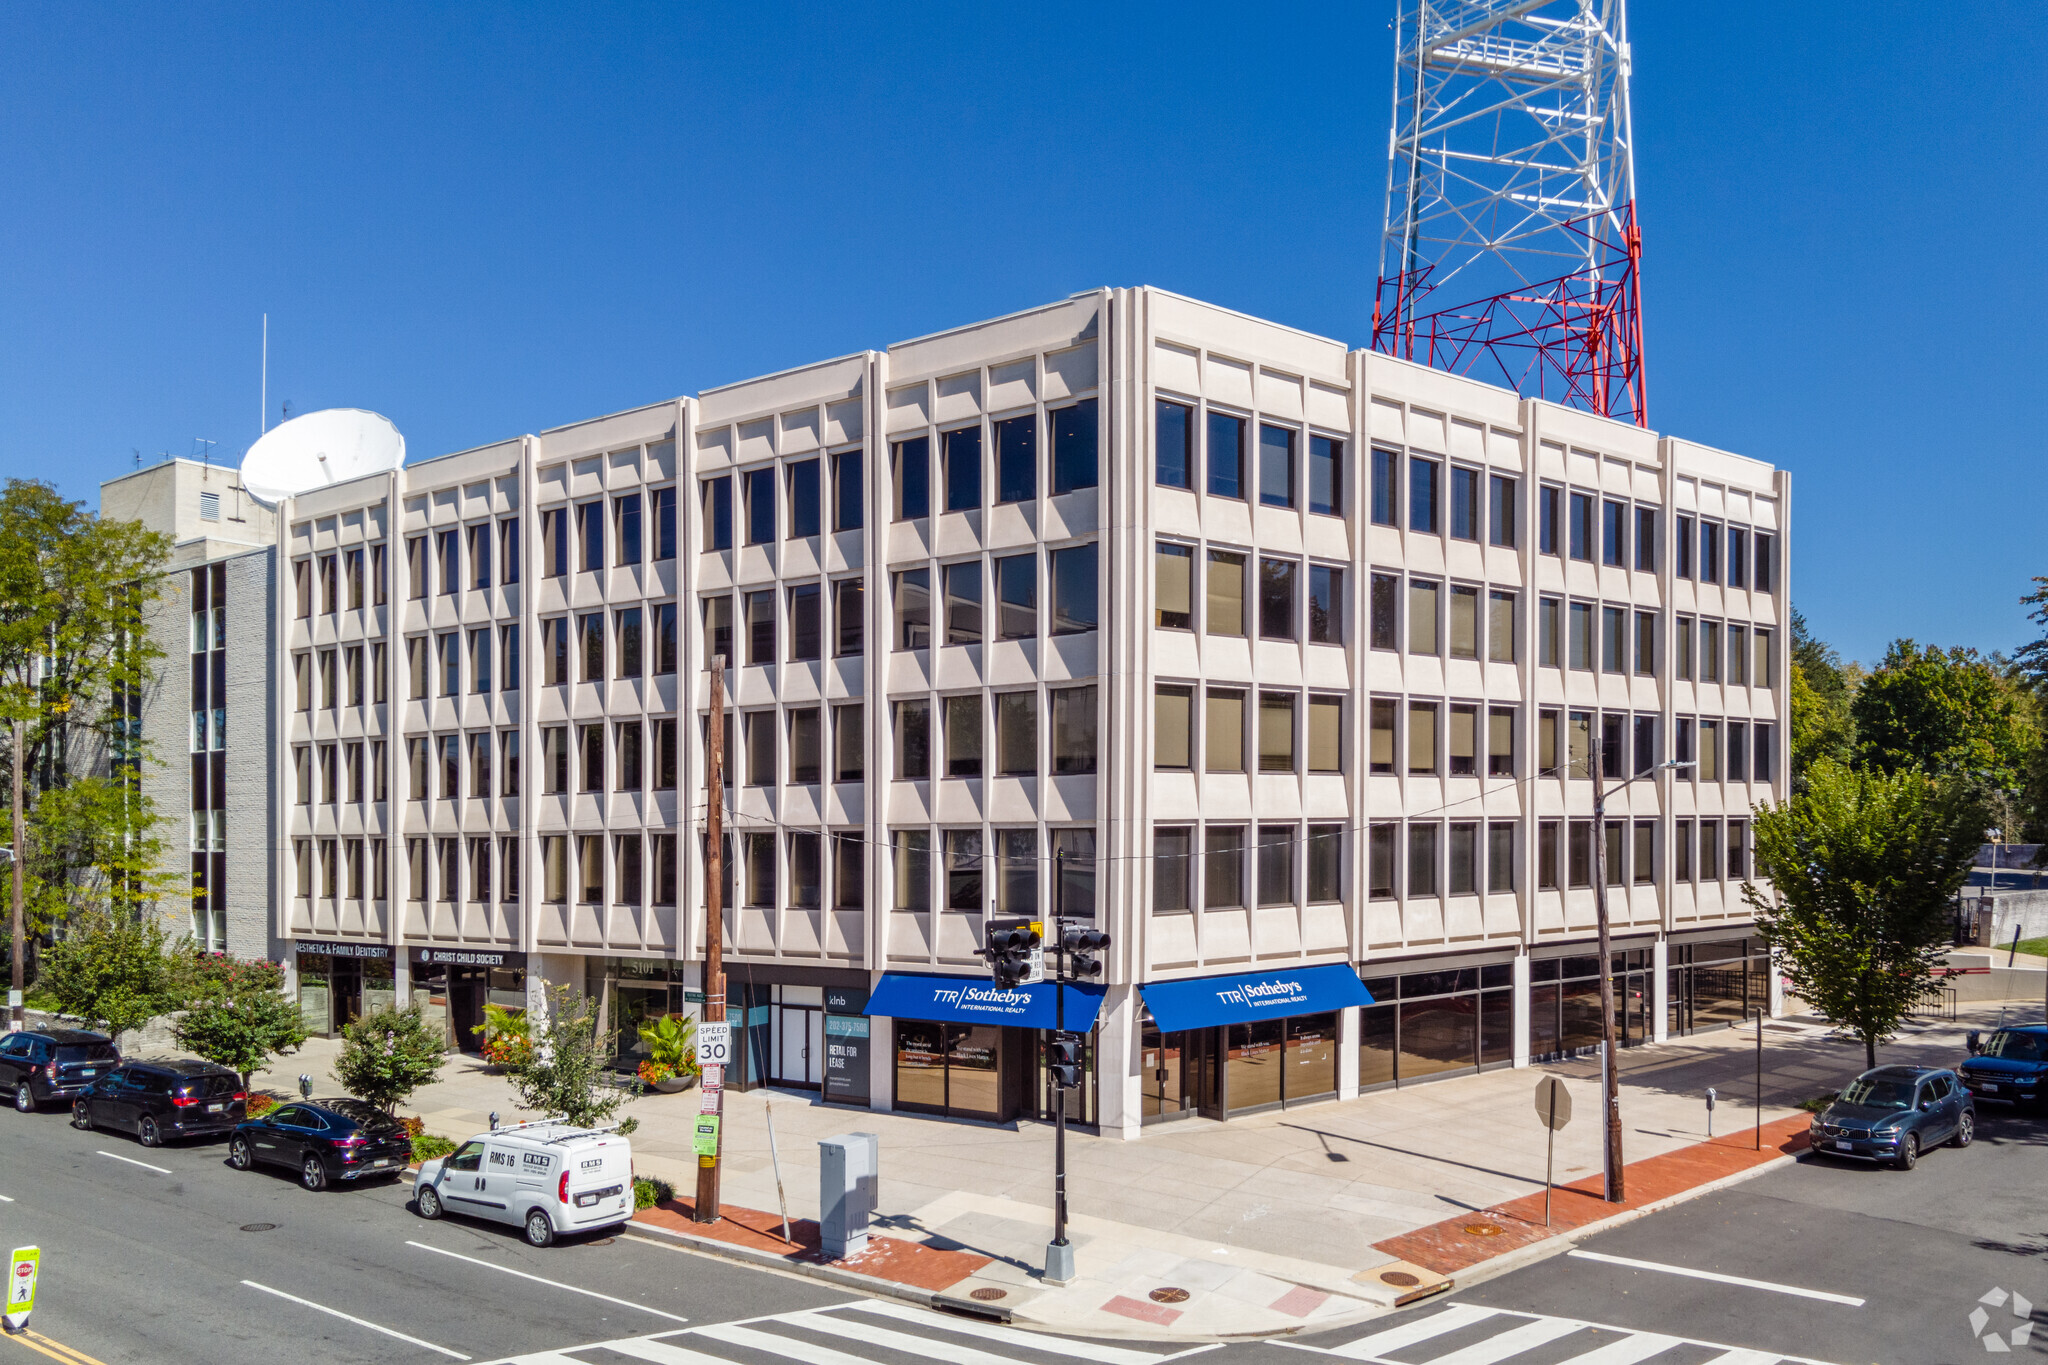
[409,949,527,1052]
[1140,1012,1219,1123]
[1669,937,1770,1034]
[1220,1013,1337,1114]
[1529,951,1652,1061]
[893,1021,1006,1122]
[1358,965,1513,1089]
[294,945,394,1037]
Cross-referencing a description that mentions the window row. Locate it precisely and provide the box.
[1370,451,1520,547]
[293,544,390,619]
[884,827,1096,917]
[1363,816,1752,900]
[1154,399,1343,516]
[529,491,676,581]
[1154,542,1343,644]
[887,687,1097,781]
[292,644,390,711]
[894,542,1099,649]
[1153,687,1344,775]
[891,399,1099,522]
[291,740,394,805]
[703,451,862,551]
[1363,704,1776,784]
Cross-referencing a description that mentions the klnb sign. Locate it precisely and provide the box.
[933,985,1037,1019]
[1214,978,1308,1011]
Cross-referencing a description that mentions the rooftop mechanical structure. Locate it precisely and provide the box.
[1371,0,1645,425]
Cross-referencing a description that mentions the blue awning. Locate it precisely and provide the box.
[1140,965,1375,1033]
[864,973,1107,1031]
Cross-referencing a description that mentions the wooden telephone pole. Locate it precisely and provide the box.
[694,656,726,1223]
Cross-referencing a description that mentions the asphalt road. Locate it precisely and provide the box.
[1285,1102,2048,1365]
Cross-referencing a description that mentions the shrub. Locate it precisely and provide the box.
[410,1133,457,1164]
[398,1115,425,1138]
[37,908,177,1040]
[335,1006,447,1113]
[501,984,637,1131]
[246,1092,278,1117]
[175,984,308,1088]
[472,1001,533,1068]
[636,1013,699,1077]
[634,1176,673,1210]
[637,1058,675,1086]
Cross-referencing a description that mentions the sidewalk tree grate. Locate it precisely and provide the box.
[1149,1288,1191,1304]
[239,1224,276,1233]
[969,1288,1008,1302]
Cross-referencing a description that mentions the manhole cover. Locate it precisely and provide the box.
[969,1288,1008,1302]
[1149,1288,1191,1304]
[239,1223,276,1233]
[585,1237,616,1247]
[1462,1223,1505,1238]
[1379,1270,1420,1287]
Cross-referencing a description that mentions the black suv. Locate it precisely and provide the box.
[1960,1024,2048,1110]
[72,1060,246,1146]
[229,1100,414,1191]
[0,1028,120,1112]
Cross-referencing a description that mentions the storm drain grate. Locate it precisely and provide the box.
[239,1224,276,1233]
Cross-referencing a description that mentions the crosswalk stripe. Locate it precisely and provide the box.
[1318,1303,1501,1360]
[596,1337,755,1365]
[804,1309,1082,1365]
[850,1299,1211,1365]
[695,1320,919,1364]
[1423,1316,1586,1364]
[1559,1332,1689,1364]
[1697,1352,1785,1364]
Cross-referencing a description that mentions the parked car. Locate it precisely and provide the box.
[227,1099,413,1191]
[0,1028,120,1113]
[413,1119,633,1247]
[1959,1024,2048,1110]
[1809,1065,1974,1169]
[71,1059,245,1146]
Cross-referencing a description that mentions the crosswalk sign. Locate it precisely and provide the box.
[5,1246,38,1330]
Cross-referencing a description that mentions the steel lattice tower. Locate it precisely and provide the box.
[1371,0,1645,425]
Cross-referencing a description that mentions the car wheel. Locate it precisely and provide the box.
[14,1083,34,1114]
[1954,1112,1976,1148]
[416,1185,444,1220]
[138,1115,162,1148]
[229,1135,254,1170]
[301,1154,328,1192]
[524,1208,555,1248]
[1896,1133,1920,1171]
[72,1101,92,1131]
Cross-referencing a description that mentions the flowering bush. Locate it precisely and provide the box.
[246,1092,278,1117]
[335,1006,447,1113]
[636,1058,676,1085]
[472,1002,533,1068]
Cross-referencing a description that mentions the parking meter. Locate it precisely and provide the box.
[1705,1086,1717,1137]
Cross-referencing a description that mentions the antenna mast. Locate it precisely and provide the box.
[1372,0,1645,425]
[261,313,268,437]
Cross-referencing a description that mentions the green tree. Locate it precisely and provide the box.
[334,1006,447,1113]
[501,985,637,1132]
[2014,578,2048,847]
[0,480,173,987]
[172,956,308,1088]
[1746,760,1984,1068]
[1851,639,2036,789]
[1788,608,1855,786]
[35,907,177,1040]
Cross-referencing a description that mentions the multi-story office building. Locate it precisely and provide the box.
[240,286,1788,1137]
[100,459,281,962]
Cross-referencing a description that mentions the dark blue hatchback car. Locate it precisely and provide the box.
[1959,1024,2048,1110]
[1808,1065,1974,1169]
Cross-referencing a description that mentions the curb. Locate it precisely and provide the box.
[1422,1148,1804,1293]
[625,1217,957,1316]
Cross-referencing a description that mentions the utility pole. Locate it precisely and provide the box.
[695,656,726,1224]
[1589,740,1625,1202]
[9,717,23,1030]
[1048,849,1071,1281]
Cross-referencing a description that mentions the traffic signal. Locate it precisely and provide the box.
[1047,1033,1084,1090]
[982,921,1042,988]
[1062,926,1110,979]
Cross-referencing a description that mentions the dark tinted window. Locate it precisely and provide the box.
[55,1042,119,1064]
[323,1100,398,1130]
[177,1072,238,1098]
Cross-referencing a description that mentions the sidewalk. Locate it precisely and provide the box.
[242,1002,2019,1340]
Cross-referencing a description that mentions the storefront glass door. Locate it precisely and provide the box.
[892,1021,1008,1120]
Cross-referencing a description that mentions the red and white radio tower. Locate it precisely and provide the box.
[1372,0,1645,425]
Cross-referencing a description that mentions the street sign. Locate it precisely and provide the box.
[697,1020,732,1068]
[1534,1076,1573,1131]
[691,1115,722,1158]
[698,1065,723,1113]
[6,1246,38,1331]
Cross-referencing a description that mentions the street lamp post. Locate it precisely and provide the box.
[1588,744,1694,1203]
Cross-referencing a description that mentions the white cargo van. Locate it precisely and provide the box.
[413,1119,633,1246]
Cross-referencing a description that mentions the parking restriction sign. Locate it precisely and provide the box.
[6,1246,38,1331]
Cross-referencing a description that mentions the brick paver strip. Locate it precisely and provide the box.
[1269,1284,1331,1318]
[1101,1295,1184,1327]
[1372,1114,1814,1275]
[634,1196,992,1292]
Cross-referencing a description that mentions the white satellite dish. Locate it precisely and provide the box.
[241,408,406,507]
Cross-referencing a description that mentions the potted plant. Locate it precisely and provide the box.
[636,1013,700,1094]
[471,1001,533,1070]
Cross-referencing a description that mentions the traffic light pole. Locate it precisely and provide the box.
[1046,849,1075,1286]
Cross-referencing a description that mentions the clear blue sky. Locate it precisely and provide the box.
[3,4,2041,665]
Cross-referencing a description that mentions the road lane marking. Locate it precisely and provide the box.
[1566,1250,1866,1306]
[0,1194,14,1201]
[242,1280,469,1360]
[94,1150,171,1175]
[406,1240,690,1323]
[2,1328,112,1365]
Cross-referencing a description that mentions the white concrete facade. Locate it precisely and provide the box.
[221,286,1787,1134]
